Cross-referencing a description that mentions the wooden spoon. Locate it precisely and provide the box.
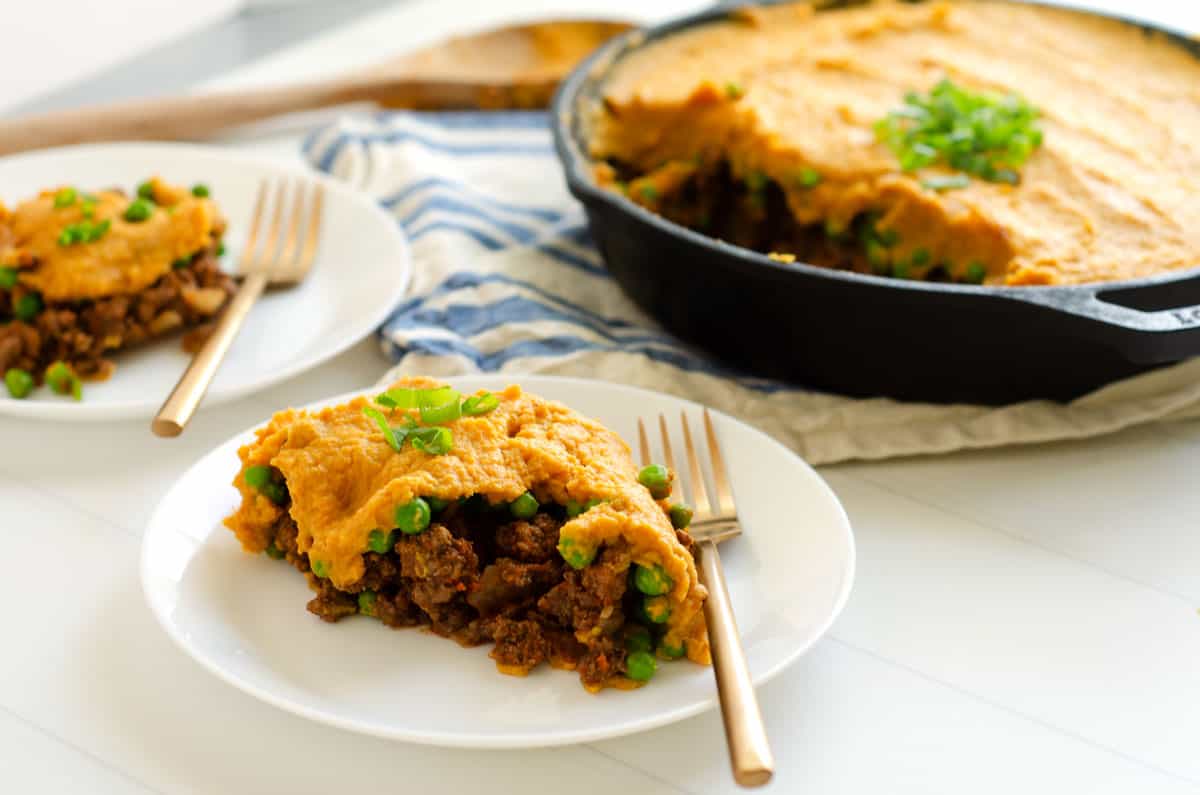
[0,19,633,156]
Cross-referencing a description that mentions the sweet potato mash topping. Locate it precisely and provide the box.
[589,1,1200,285]
[224,379,710,663]
[0,178,222,301]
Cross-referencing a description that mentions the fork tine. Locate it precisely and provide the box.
[658,413,679,501]
[256,179,288,273]
[637,418,651,466]
[237,180,269,276]
[704,409,736,518]
[275,181,306,276]
[296,183,324,275]
[681,411,714,520]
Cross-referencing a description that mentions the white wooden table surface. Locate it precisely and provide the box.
[3,1,1200,793]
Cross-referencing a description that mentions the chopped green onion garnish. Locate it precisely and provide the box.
[4,368,33,399]
[876,77,1042,185]
[375,387,419,409]
[797,168,822,188]
[410,426,453,455]
[418,386,462,425]
[80,198,96,219]
[14,292,42,321]
[921,174,971,192]
[0,268,17,289]
[462,391,499,416]
[84,219,110,243]
[53,187,77,208]
[362,406,404,452]
[191,183,210,198]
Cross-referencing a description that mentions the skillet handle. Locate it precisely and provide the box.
[1012,271,1200,361]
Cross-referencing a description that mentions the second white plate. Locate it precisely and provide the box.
[141,375,855,748]
[0,142,409,421]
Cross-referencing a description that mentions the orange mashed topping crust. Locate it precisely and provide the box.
[0,176,224,302]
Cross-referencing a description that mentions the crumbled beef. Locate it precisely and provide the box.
[495,513,562,562]
[468,558,562,617]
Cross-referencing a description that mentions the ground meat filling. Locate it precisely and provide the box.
[268,499,656,687]
[0,242,233,381]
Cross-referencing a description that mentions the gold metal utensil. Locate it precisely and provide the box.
[638,410,775,788]
[151,178,324,437]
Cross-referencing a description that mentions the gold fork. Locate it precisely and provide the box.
[151,178,324,437]
[639,409,774,788]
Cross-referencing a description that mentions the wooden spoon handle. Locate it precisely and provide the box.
[698,539,775,788]
[0,77,502,156]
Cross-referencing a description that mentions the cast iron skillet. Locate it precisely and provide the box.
[551,0,1200,405]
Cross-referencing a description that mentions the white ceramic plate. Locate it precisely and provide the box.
[0,142,409,421]
[141,375,855,748]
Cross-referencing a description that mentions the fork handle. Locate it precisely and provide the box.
[151,272,269,437]
[699,539,775,788]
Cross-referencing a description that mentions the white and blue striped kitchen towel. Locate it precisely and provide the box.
[303,112,1200,464]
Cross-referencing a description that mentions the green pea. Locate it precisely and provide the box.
[425,496,451,513]
[4,368,34,399]
[123,198,154,223]
[966,261,988,284]
[866,240,890,271]
[14,292,42,321]
[724,81,744,100]
[626,651,657,682]
[53,187,77,208]
[637,464,672,500]
[172,256,191,270]
[797,168,821,188]
[244,465,288,505]
[137,180,156,201]
[311,559,330,578]
[565,500,584,518]
[366,528,396,554]
[394,497,431,535]
[876,227,900,247]
[510,491,539,519]
[633,564,673,596]
[264,542,285,560]
[624,625,653,654]
[358,591,377,616]
[910,248,931,267]
[669,503,693,529]
[639,184,658,202]
[892,261,912,280]
[191,183,210,198]
[642,595,671,625]
[658,639,686,659]
[0,267,18,289]
[216,241,226,257]
[558,536,596,570]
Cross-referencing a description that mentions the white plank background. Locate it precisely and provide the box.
[2,1,1200,793]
